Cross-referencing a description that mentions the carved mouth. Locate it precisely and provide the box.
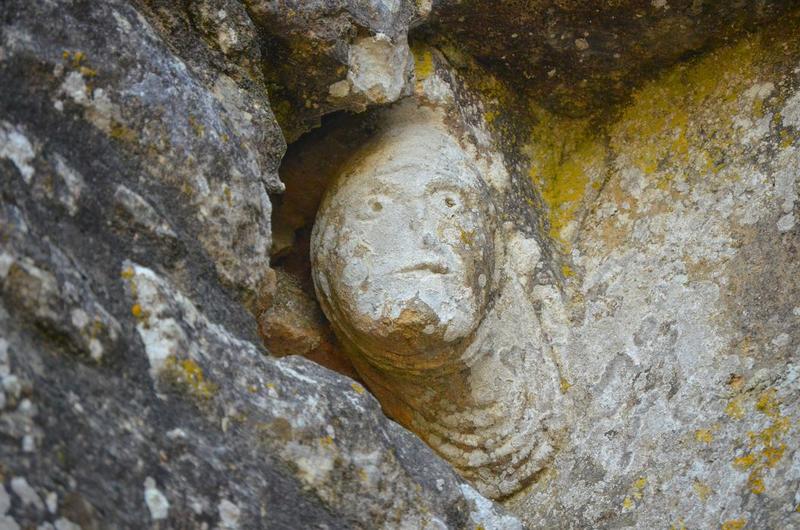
[396,261,450,275]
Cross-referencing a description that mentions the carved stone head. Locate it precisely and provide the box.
[311,104,568,501]
[311,112,497,375]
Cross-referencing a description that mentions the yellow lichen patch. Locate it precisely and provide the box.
[411,43,434,81]
[725,396,745,420]
[109,120,137,144]
[62,50,86,68]
[693,480,712,502]
[121,267,135,280]
[525,109,607,249]
[721,519,747,530]
[669,518,687,530]
[755,388,780,415]
[631,476,647,499]
[695,429,714,444]
[459,229,475,246]
[320,435,334,447]
[761,444,785,467]
[559,377,572,393]
[188,115,205,137]
[747,473,765,495]
[351,382,365,395]
[79,66,97,78]
[611,36,762,182]
[71,51,85,67]
[621,476,647,510]
[622,496,634,511]
[733,454,757,470]
[730,388,791,495]
[163,356,218,400]
[130,303,142,318]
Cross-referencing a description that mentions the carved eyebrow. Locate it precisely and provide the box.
[423,178,475,198]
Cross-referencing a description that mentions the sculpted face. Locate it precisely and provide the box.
[311,107,564,502]
[311,123,496,372]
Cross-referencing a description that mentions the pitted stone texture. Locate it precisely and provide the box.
[2,0,283,306]
[508,20,800,529]
[313,105,497,354]
[312,99,571,499]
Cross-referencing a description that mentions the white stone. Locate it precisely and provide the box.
[46,492,58,514]
[52,154,84,216]
[782,90,800,129]
[0,122,35,184]
[347,33,410,104]
[777,212,795,232]
[10,477,44,511]
[143,477,169,520]
[53,519,81,530]
[2,376,20,399]
[0,516,20,530]
[218,499,241,529]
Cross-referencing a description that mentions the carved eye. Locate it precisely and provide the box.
[355,195,388,220]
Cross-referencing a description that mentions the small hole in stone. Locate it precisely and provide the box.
[372,201,383,212]
[444,197,456,207]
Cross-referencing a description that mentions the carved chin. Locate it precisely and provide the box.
[345,297,481,354]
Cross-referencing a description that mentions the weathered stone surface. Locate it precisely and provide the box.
[311,94,571,499]
[504,15,800,529]
[0,0,522,528]
[2,0,284,306]
[3,0,799,527]
[427,0,795,116]
[0,244,520,528]
[245,0,429,140]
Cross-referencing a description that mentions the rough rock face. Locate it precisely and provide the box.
[245,0,429,141]
[0,0,522,528]
[428,0,795,116]
[2,0,284,309]
[507,15,800,529]
[2,0,799,528]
